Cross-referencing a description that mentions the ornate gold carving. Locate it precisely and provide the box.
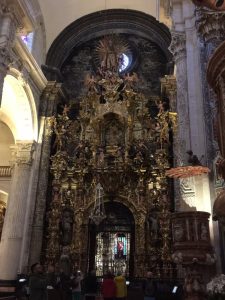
[161,75,177,112]
[45,36,178,277]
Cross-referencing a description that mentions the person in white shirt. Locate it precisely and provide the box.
[71,270,83,300]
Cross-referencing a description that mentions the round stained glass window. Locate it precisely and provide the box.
[119,53,130,73]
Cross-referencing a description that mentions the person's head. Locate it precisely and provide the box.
[146,271,153,279]
[47,265,55,273]
[31,263,43,274]
[106,271,113,279]
[117,271,122,277]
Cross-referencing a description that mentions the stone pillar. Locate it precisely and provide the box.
[169,31,190,164]
[0,1,21,105]
[171,0,208,160]
[196,8,225,52]
[161,75,182,209]
[196,8,225,164]
[29,82,64,266]
[0,142,34,280]
[196,9,225,272]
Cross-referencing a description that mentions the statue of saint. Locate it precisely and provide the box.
[61,209,73,246]
[200,223,208,240]
[59,246,71,276]
[148,214,158,240]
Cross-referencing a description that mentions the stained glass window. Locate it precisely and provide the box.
[119,53,130,73]
[21,32,34,52]
[95,232,130,276]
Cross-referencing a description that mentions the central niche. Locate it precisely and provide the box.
[89,201,134,277]
[103,113,125,148]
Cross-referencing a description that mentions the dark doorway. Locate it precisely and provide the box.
[88,201,135,277]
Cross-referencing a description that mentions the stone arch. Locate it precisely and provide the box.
[0,190,8,240]
[82,195,146,226]
[0,121,15,165]
[0,73,38,141]
[20,0,46,65]
[46,9,172,69]
[0,121,15,199]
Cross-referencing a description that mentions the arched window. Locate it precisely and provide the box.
[21,32,34,52]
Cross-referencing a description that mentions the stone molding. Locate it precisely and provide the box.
[40,81,64,117]
[0,1,47,97]
[196,8,225,45]
[0,0,34,34]
[207,40,225,91]
[0,0,24,32]
[12,37,47,92]
[10,142,35,166]
[46,9,172,68]
[169,31,186,62]
[207,40,225,157]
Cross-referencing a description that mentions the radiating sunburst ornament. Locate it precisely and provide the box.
[95,35,129,71]
[165,166,210,179]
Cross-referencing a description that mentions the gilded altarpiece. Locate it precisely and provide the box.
[44,36,177,277]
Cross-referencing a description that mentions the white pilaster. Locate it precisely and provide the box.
[170,31,191,164]
[0,142,35,280]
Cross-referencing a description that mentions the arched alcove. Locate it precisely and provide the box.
[46,9,172,69]
[0,75,37,141]
[88,201,135,277]
[0,191,8,241]
[0,122,14,197]
[0,121,15,166]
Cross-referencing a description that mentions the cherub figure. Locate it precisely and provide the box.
[156,100,166,115]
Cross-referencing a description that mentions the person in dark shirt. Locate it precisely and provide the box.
[29,263,48,300]
[83,270,98,300]
[143,271,157,300]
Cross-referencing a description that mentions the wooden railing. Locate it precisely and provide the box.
[0,166,12,177]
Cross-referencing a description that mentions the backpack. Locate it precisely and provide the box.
[145,279,156,296]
